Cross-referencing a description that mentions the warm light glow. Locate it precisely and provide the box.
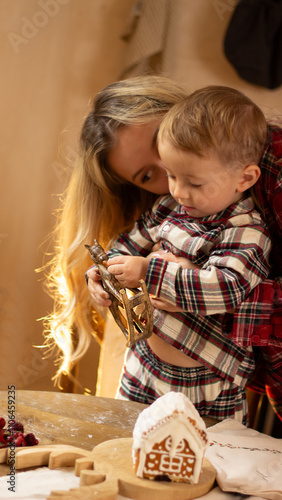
[52,323,73,380]
[38,311,74,388]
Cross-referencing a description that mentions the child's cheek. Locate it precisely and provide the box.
[194,191,210,209]
[196,183,222,207]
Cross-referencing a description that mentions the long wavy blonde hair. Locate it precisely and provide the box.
[42,75,188,387]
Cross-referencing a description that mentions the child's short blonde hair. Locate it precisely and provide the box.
[158,85,267,168]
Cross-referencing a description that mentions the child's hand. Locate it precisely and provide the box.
[86,266,112,307]
[107,255,149,288]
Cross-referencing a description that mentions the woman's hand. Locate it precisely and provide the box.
[107,255,149,288]
[150,296,183,312]
[86,266,112,307]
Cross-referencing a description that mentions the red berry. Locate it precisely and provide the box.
[25,433,39,446]
[0,430,7,447]
[11,422,24,433]
[14,434,26,447]
[0,417,39,448]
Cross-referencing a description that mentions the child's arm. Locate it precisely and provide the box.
[145,223,272,316]
[107,249,199,288]
[147,251,201,312]
[86,195,177,305]
[87,250,197,307]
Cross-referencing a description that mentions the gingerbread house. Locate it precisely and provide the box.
[132,392,208,484]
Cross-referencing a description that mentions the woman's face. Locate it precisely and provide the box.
[108,120,169,195]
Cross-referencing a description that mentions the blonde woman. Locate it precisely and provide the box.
[43,75,187,386]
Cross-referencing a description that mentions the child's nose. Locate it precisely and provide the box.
[173,182,187,199]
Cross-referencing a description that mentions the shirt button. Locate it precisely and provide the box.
[251,334,261,345]
[162,224,170,232]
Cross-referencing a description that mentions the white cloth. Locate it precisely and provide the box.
[206,419,282,500]
[0,467,80,499]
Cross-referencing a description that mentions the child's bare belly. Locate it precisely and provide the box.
[147,333,203,368]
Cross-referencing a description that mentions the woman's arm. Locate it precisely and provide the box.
[222,277,282,346]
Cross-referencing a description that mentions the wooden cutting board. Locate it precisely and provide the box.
[88,437,216,500]
[1,438,216,499]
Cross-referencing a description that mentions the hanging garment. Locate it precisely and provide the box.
[224,0,282,89]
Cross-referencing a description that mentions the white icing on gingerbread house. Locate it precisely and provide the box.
[132,392,208,484]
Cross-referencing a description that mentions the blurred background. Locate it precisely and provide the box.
[0,0,281,434]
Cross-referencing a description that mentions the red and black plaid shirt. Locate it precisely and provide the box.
[222,125,282,420]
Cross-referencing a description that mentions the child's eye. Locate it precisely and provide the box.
[190,183,202,188]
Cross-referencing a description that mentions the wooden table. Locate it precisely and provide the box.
[0,390,149,477]
[0,390,219,499]
[0,390,217,476]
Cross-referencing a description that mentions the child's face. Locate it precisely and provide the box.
[158,139,244,218]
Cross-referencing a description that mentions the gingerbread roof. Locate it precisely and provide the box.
[133,392,208,450]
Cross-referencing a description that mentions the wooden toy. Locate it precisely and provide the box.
[85,239,153,346]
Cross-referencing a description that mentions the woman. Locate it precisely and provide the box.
[43,75,282,419]
[43,75,188,385]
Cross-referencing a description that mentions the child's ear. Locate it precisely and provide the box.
[236,164,261,193]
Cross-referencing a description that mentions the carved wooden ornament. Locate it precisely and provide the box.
[85,240,153,346]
